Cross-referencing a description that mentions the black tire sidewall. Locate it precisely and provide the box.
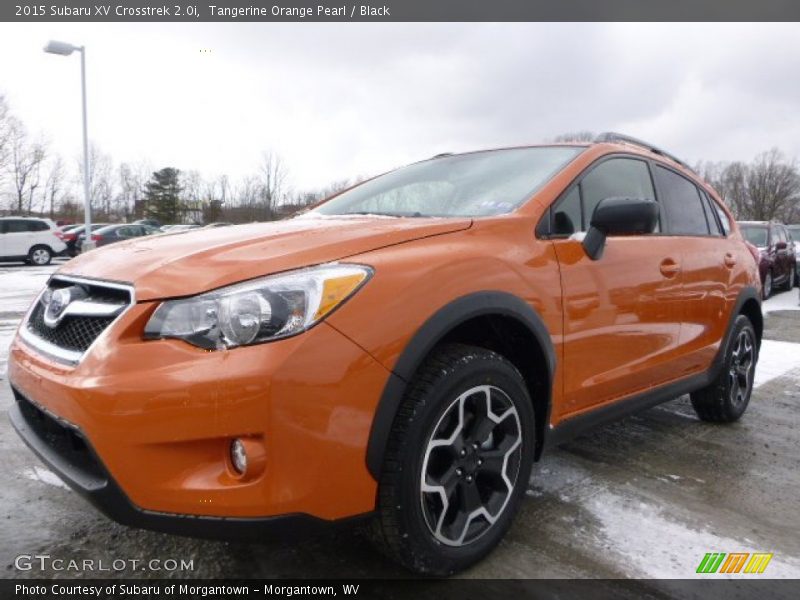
[391,352,535,573]
[720,316,758,420]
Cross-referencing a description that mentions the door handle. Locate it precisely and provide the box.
[659,258,680,278]
[724,253,736,268]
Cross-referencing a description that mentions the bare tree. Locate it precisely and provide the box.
[80,143,115,219]
[118,161,150,220]
[258,151,287,220]
[43,155,66,219]
[9,119,47,214]
[0,95,12,184]
[746,148,800,222]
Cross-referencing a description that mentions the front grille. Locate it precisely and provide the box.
[28,303,115,352]
[13,388,105,481]
[23,276,133,361]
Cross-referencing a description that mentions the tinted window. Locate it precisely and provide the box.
[654,167,709,236]
[30,220,49,232]
[582,159,655,226]
[713,201,731,236]
[553,187,582,235]
[699,192,722,236]
[3,219,35,233]
[552,157,655,235]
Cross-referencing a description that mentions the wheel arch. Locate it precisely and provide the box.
[365,291,556,480]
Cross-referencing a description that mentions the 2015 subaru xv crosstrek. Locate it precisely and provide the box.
[8,133,762,575]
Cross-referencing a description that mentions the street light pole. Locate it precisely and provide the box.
[44,40,94,251]
[78,46,94,251]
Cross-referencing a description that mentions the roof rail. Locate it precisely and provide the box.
[594,132,694,173]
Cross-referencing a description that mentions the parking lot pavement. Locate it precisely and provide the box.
[1,262,799,581]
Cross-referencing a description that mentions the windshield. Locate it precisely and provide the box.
[311,146,583,218]
[787,225,800,241]
[740,225,768,247]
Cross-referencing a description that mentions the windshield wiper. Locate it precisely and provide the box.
[344,211,424,218]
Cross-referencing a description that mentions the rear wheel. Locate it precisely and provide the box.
[690,315,757,423]
[371,344,535,575]
[27,245,52,266]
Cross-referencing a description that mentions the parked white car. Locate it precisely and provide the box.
[0,217,67,266]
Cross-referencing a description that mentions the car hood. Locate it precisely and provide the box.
[57,216,472,301]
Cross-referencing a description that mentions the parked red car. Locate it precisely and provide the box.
[738,221,796,298]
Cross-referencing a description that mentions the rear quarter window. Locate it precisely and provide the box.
[654,166,710,236]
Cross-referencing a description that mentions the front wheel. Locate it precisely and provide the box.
[690,315,757,423]
[27,246,52,266]
[370,344,535,575]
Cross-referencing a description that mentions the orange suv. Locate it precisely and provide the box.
[8,133,762,575]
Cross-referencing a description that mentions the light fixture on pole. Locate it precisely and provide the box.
[44,39,95,251]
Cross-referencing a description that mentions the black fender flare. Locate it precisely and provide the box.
[365,290,556,480]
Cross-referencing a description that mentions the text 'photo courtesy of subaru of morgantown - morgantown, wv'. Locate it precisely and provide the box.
[8,133,764,575]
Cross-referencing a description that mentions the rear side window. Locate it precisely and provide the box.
[654,166,710,236]
[552,157,656,235]
[2,219,38,233]
[699,192,722,236]
[712,200,731,235]
[30,220,49,232]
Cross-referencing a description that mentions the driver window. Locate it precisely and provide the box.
[553,157,656,235]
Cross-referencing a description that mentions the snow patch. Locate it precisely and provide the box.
[754,339,800,388]
[583,489,800,579]
[21,466,70,490]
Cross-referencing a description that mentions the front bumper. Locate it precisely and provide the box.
[9,391,370,540]
[8,300,391,526]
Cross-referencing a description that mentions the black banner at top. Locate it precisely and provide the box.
[4,0,800,22]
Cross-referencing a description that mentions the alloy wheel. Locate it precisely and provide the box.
[764,272,772,298]
[420,385,522,547]
[32,249,50,265]
[728,329,755,407]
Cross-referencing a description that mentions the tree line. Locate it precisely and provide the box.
[0,93,355,225]
[2,99,799,226]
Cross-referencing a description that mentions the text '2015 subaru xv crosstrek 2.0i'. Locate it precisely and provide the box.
[8,133,762,575]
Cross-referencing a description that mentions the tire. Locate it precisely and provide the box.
[370,343,535,575]
[690,315,757,423]
[27,245,52,266]
[763,271,773,299]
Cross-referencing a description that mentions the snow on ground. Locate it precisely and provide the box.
[20,465,70,490]
[583,489,800,579]
[754,339,800,387]
[763,287,800,314]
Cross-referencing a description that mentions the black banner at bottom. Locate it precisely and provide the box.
[2,579,799,600]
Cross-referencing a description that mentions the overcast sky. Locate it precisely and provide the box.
[1,22,800,191]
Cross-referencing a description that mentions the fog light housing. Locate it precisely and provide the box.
[230,439,247,475]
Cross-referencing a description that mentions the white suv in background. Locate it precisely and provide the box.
[0,217,67,266]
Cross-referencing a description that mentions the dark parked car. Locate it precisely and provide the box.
[738,221,796,297]
[60,223,108,256]
[788,225,800,281]
[76,223,159,252]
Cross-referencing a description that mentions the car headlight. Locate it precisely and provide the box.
[143,263,372,349]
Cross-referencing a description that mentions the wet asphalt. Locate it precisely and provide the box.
[1,262,799,583]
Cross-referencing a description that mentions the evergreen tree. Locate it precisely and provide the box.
[143,167,183,223]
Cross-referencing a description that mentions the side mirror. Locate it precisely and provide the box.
[776,241,787,251]
[582,197,659,260]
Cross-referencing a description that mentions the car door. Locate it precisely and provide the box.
[652,166,734,375]
[549,156,684,416]
[3,219,34,256]
[776,225,792,283]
